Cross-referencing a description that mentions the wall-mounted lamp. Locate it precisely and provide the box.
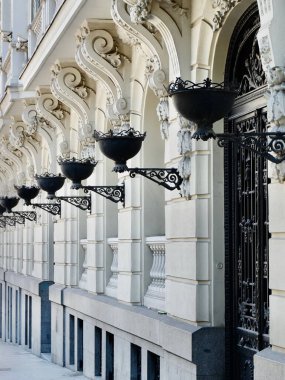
[94,129,183,191]
[58,158,125,205]
[168,78,285,163]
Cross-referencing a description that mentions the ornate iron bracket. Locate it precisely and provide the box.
[0,215,24,225]
[80,184,125,206]
[56,196,91,211]
[0,219,6,228]
[128,168,183,191]
[12,211,37,222]
[216,132,285,164]
[1,217,15,226]
[31,202,61,216]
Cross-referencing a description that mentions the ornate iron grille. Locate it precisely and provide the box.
[226,109,270,380]
[224,4,270,379]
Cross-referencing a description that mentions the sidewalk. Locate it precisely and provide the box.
[0,341,87,380]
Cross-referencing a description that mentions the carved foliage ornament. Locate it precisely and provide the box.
[125,0,188,24]
[212,0,242,30]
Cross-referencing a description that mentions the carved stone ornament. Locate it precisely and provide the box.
[9,122,25,149]
[124,0,188,23]
[258,34,273,71]
[50,62,95,145]
[129,0,152,24]
[1,31,12,43]
[76,26,124,69]
[177,115,193,199]
[156,97,169,139]
[265,67,285,182]
[212,0,242,30]
[267,67,285,126]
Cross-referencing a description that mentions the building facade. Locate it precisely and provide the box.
[0,0,284,379]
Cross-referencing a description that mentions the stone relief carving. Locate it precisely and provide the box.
[125,0,187,24]
[258,34,273,70]
[177,116,193,199]
[9,122,25,149]
[212,0,242,30]
[129,0,152,23]
[146,57,170,139]
[265,66,285,182]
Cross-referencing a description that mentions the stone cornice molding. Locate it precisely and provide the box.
[212,0,242,31]
[75,22,130,127]
[50,61,95,145]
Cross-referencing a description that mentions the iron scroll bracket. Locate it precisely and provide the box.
[0,219,6,228]
[127,168,183,191]
[12,211,37,222]
[56,195,91,212]
[0,215,24,225]
[31,202,61,216]
[79,184,125,206]
[216,131,285,164]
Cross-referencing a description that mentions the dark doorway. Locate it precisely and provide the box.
[224,3,270,379]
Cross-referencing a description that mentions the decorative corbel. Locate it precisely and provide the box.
[1,31,12,43]
[15,37,28,52]
[36,89,71,157]
[75,22,131,128]
[50,61,96,149]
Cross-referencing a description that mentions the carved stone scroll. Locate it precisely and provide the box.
[50,62,95,146]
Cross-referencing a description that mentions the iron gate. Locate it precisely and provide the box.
[225,109,270,379]
[224,4,270,379]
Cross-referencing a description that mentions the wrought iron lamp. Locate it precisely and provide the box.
[0,196,35,225]
[15,185,61,216]
[58,157,125,205]
[168,77,285,163]
[94,129,182,191]
[35,173,91,212]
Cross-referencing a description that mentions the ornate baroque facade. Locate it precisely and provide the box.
[0,0,285,379]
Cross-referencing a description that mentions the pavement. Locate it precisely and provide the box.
[0,341,87,380]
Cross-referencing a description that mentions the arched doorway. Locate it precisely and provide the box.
[224,3,269,379]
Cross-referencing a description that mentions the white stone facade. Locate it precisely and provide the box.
[0,0,284,379]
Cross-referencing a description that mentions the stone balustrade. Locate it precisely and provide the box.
[79,239,88,290]
[105,238,118,298]
[144,236,166,311]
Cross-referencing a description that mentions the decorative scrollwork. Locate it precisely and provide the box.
[58,196,91,211]
[32,202,61,216]
[57,156,97,165]
[128,168,182,191]
[216,132,285,164]
[35,172,64,178]
[0,219,6,228]
[0,215,23,225]
[94,128,146,139]
[168,77,228,94]
[1,217,16,227]
[82,185,125,205]
[12,211,37,222]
